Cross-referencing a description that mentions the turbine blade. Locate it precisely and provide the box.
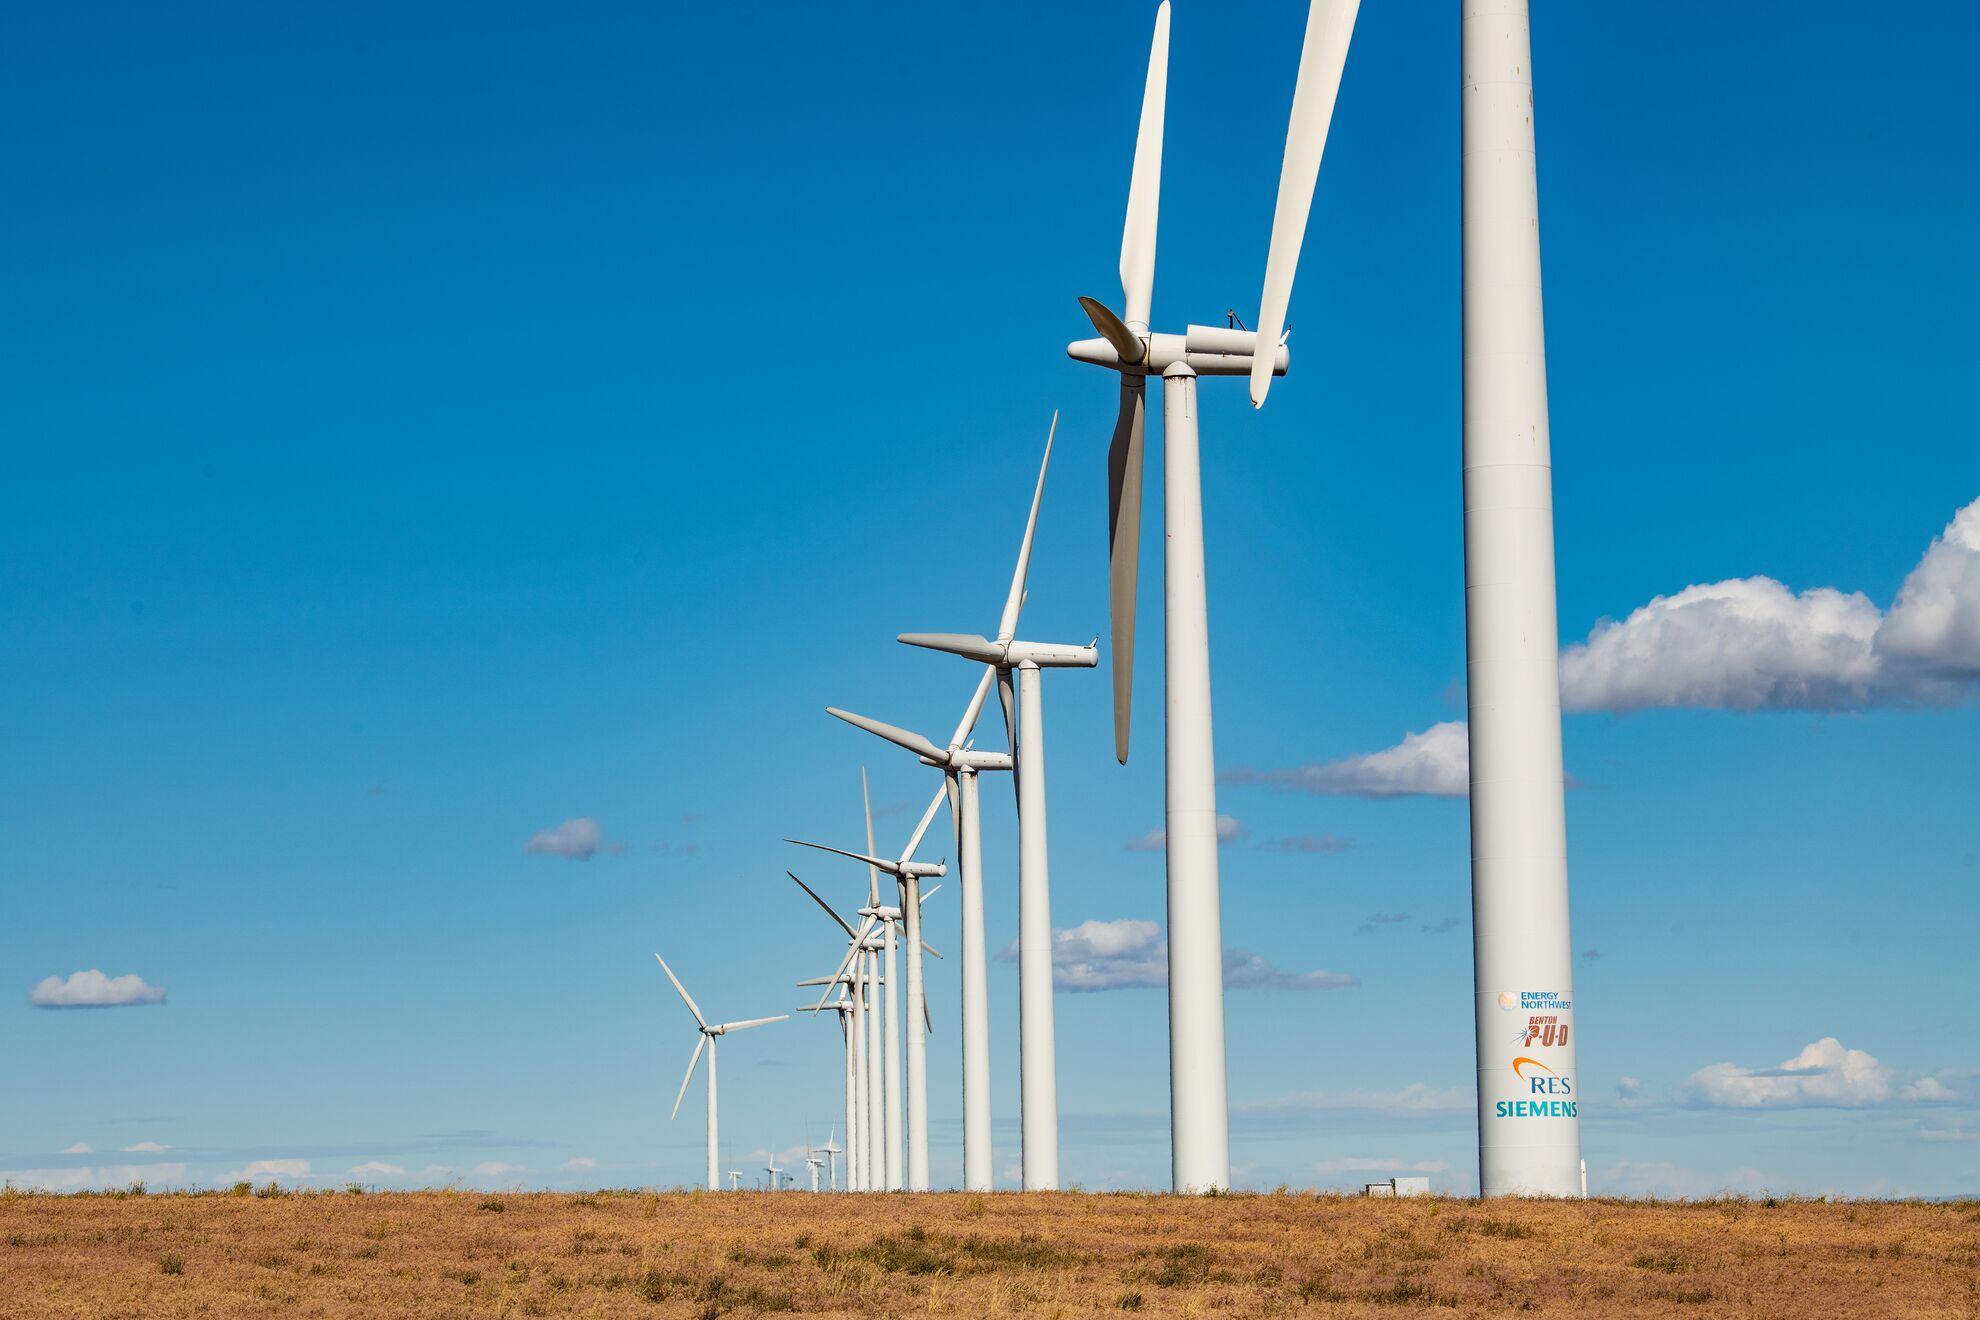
[655,953,708,1029]
[1078,296,1145,366]
[899,779,948,865]
[717,1015,787,1033]
[1106,377,1146,763]
[996,413,1056,643]
[946,666,997,750]
[898,632,1003,664]
[785,838,900,874]
[920,940,944,961]
[829,707,946,763]
[788,871,857,939]
[920,884,941,904]
[1251,0,1360,408]
[923,992,933,1034]
[1121,0,1171,328]
[814,915,876,1011]
[943,768,962,860]
[671,1034,706,1120]
[862,767,880,907]
[998,667,1021,813]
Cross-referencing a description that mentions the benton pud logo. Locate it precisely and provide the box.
[1495,1057,1576,1119]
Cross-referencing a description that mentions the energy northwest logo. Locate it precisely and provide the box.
[1496,1057,1576,1119]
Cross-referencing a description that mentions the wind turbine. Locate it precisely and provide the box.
[1063,0,1357,1193]
[654,953,787,1192]
[764,1156,783,1192]
[1460,0,1582,1197]
[788,782,947,1190]
[728,1170,742,1192]
[806,1148,825,1193]
[894,420,1095,1190]
[796,991,858,1192]
[819,1126,843,1192]
[826,671,1011,1193]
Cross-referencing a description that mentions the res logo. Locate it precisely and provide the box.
[1513,1057,1573,1096]
[1496,1058,1578,1119]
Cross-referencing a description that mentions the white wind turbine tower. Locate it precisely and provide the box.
[806,1148,825,1193]
[819,1126,843,1192]
[795,900,882,1188]
[800,908,888,1190]
[655,954,786,1192]
[895,422,1096,1190]
[789,782,947,1190]
[1065,0,1357,1193]
[796,989,859,1190]
[1460,0,1582,1197]
[727,1170,742,1192]
[825,667,1010,1192]
[764,1156,783,1191]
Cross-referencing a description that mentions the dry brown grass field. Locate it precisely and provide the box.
[1,1186,1976,1318]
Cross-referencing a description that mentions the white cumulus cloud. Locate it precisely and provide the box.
[524,817,602,860]
[349,1161,406,1178]
[559,1157,598,1172]
[1222,722,1470,798]
[120,1142,168,1154]
[999,918,1355,992]
[1679,1038,1961,1109]
[1125,814,1248,852]
[30,969,167,1009]
[1218,499,1980,799]
[1561,496,1980,711]
[61,1142,92,1155]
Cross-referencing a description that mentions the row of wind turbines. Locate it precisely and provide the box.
[654,0,1583,1199]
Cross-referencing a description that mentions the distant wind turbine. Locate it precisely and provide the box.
[895,420,1095,1190]
[827,679,1011,1194]
[654,953,786,1192]
[788,781,946,1189]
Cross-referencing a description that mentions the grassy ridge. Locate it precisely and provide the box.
[1,1186,1975,1316]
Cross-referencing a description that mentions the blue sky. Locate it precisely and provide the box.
[3,0,1977,1197]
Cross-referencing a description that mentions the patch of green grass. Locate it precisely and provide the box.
[1149,1242,1215,1287]
[1116,1291,1145,1309]
[1476,1219,1535,1239]
[816,1230,954,1276]
[1630,1251,1690,1273]
[956,1232,1072,1270]
[478,1198,505,1213]
[157,1251,184,1275]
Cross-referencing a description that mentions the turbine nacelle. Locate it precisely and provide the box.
[897,632,1097,670]
[1066,318,1289,379]
[936,748,1013,773]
